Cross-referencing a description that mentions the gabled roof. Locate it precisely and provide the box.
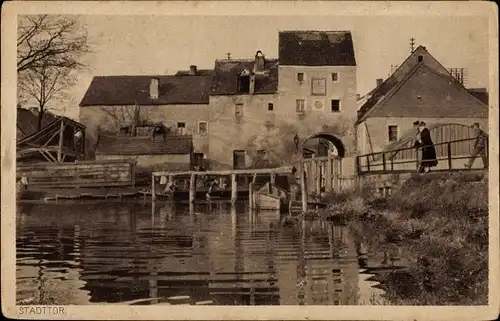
[96,135,193,155]
[279,31,356,66]
[211,58,279,95]
[79,75,213,107]
[357,46,488,122]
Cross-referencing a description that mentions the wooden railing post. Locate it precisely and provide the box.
[152,173,156,201]
[382,153,386,172]
[300,162,307,212]
[366,155,371,172]
[447,142,452,170]
[356,156,361,175]
[390,156,394,171]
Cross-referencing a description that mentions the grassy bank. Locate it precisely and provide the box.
[322,171,489,305]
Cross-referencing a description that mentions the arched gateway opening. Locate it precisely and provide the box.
[300,132,346,159]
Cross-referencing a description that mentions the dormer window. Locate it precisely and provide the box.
[237,69,251,94]
[418,55,423,62]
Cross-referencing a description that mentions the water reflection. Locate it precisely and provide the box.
[16,201,380,305]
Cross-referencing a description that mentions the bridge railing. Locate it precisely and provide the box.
[357,137,486,174]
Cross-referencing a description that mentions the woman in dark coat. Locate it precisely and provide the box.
[414,122,438,173]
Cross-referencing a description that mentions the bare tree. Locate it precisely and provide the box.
[18,60,75,131]
[97,104,151,136]
[17,15,89,73]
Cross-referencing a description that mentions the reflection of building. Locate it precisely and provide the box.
[275,220,359,305]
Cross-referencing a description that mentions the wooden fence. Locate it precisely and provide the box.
[300,156,357,196]
[17,160,136,188]
[357,137,486,174]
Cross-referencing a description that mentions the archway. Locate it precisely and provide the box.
[300,132,346,158]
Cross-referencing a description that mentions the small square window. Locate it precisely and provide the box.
[331,99,340,112]
[268,103,274,111]
[388,125,398,142]
[296,99,305,113]
[418,55,423,62]
[297,73,304,82]
[177,122,186,135]
[235,103,243,117]
[198,122,208,135]
[332,72,339,82]
[257,150,267,158]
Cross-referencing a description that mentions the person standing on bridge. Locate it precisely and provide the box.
[465,122,488,169]
[414,121,438,173]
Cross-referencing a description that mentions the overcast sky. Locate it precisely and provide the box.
[55,14,489,118]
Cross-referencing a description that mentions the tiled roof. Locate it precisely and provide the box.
[79,75,213,106]
[358,63,488,120]
[16,108,58,141]
[174,69,214,76]
[279,31,356,66]
[96,135,193,155]
[211,59,279,95]
[357,46,488,122]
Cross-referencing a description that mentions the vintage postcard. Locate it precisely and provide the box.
[1,0,499,320]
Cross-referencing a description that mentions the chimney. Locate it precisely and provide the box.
[189,65,197,75]
[254,50,265,73]
[376,78,383,87]
[150,78,159,100]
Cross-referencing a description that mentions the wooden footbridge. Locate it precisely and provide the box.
[151,124,488,213]
[357,137,487,174]
[151,166,294,204]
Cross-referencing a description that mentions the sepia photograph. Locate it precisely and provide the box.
[1,1,499,320]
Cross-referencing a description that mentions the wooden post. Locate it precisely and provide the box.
[249,182,254,210]
[270,172,276,185]
[252,173,257,184]
[382,153,386,172]
[390,157,394,171]
[333,159,339,193]
[447,142,452,170]
[310,159,317,196]
[152,174,156,201]
[81,130,86,156]
[366,155,371,172]
[57,119,65,162]
[291,184,298,201]
[130,160,136,187]
[315,161,321,196]
[231,173,237,204]
[300,162,307,212]
[189,173,196,204]
[356,156,361,175]
[325,158,333,193]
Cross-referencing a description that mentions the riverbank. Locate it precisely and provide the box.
[321,171,489,305]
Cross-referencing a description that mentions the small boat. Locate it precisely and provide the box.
[255,182,289,211]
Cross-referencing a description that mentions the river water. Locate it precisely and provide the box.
[16,201,385,305]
